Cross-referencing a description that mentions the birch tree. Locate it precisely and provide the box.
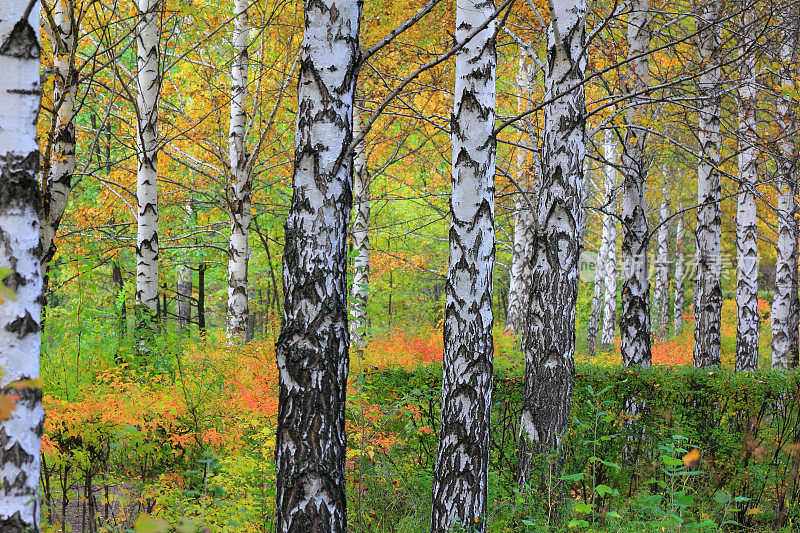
[693,1,723,368]
[350,111,370,347]
[519,0,586,484]
[600,130,618,349]
[735,7,759,371]
[771,9,799,370]
[673,201,686,333]
[431,0,495,528]
[0,1,45,530]
[274,0,360,528]
[40,0,78,285]
[135,0,162,347]
[654,198,670,339]
[226,0,251,341]
[620,0,652,367]
[507,55,534,335]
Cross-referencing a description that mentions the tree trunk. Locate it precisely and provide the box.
[600,130,618,349]
[113,262,126,342]
[226,0,251,342]
[585,241,605,357]
[771,12,799,370]
[735,7,759,371]
[431,0,495,529]
[349,112,370,348]
[41,0,79,285]
[654,198,670,339]
[176,263,191,333]
[0,3,45,530]
[198,263,206,335]
[693,1,723,368]
[274,0,360,528]
[673,202,686,334]
[620,0,652,367]
[135,0,161,352]
[507,55,534,335]
[519,0,586,485]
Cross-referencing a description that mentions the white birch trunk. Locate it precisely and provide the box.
[274,0,360,528]
[519,0,586,484]
[431,0,495,528]
[135,0,161,344]
[0,2,45,530]
[620,0,652,367]
[226,0,251,341]
[585,169,606,356]
[654,198,670,339]
[673,202,686,333]
[771,10,799,370]
[507,55,533,335]
[41,0,78,279]
[349,112,369,348]
[600,131,618,348]
[693,1,723,368]
[736,8,759,371]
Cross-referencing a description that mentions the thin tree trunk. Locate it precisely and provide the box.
[431,0,495,529]
[507,54,533,335]
[41,0,78,286]
[600,130,618,349]
[585,168,606,356]
[226,0,251,342]
[350,111,370,348]
[274,0,360,528]
[0,2,45,530]
[736,7,759,371]
[135,0,161,351]
[772,12,799,370]
[519,0,586,485]
[693,1,723,368]
[198,263,206,335]
[113,262,126,343]
[673,202,686,334]
[176,264,191,334]
[654,198,670,339]
[620,0,652,367]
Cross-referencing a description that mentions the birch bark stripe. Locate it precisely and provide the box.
[519,0,586,484]
[431,0,495,528]
[600,130,618,349]
[226,0,251,341]
[654,198,670,339]
[350,111,369,347]
[274,0,360,528]
[0,2,45,530]
[693,1,723,368]
[736,7,759,371]
[673,202,686,333]
[41,0,78,282]
[135,0,161,342]
[620,0,652,367]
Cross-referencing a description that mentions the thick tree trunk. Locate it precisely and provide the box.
[349,112,369,348]
[654,199,670,339]
[620,0,652,367]
[431,0,495,529]
[41,0,78,282]
[518,0,586,485]
[226,0,251,342]
[771,16,799,370]
[673,202,686,334]
[135,0,161,350]
[0,3,45,530]
[274,0,360,529]
[507,55,533,335]
[693,1,723,368]
[600,130,618,349]
[736,9,759,371]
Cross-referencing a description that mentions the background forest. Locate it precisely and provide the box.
[4,0,800,531]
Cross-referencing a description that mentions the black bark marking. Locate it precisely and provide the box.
[0,20,39,59]
[5,311,39,339]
